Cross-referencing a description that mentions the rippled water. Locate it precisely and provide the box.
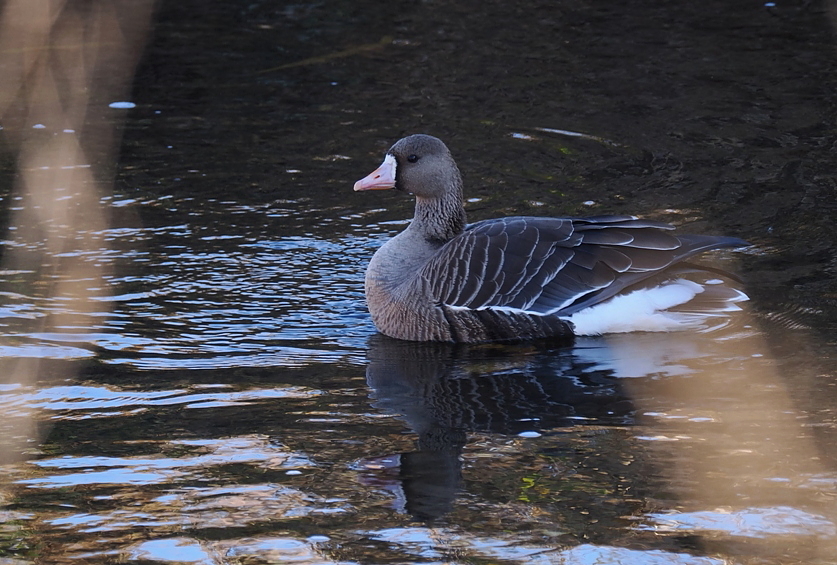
[2,0,837,564]
[0,198,390,367]
[3,325,837,564]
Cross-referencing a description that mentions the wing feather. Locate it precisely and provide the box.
[418,215,745,317]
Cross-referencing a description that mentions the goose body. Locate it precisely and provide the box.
[354,134,748,343]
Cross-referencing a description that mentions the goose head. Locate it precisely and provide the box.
[354,134,463,200]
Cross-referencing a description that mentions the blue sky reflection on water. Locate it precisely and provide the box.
[0,209,385,367]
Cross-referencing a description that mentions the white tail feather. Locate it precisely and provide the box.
[566,279,747,336]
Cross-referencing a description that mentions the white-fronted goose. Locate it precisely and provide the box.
[354,134,748,343]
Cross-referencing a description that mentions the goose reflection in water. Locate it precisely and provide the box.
[357,314,832,565]
[360,334,641,520]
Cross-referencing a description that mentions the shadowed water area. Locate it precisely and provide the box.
[2,0,837,563]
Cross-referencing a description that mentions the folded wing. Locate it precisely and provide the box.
[420,215,747,316]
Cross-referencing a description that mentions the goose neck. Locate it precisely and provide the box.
[413,187,466,244]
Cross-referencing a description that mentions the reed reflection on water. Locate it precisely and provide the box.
[0,0,155,465]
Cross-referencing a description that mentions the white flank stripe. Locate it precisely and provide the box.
[445,279,748,336]
[567,280,708,336]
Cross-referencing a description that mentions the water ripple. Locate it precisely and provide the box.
[0,209,394,368]
[1,383,321,419]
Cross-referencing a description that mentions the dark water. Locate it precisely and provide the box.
[2,0,837,563]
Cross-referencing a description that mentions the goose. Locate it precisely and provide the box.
[354,134,748,343]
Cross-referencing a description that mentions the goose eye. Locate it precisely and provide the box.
[406,154,419,163]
